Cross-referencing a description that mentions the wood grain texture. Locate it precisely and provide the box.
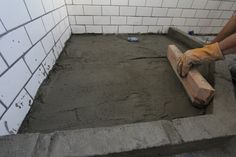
[167,45,215,106]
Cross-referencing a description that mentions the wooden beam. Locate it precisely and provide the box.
[167,45,215,106]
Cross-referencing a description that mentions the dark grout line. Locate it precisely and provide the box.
[0,19,7,32]
[24,26,34,45]
[0,100,7,109]
[23,57,33,74]
[0,53,10,68]
[23,0,33,20]
[40,0,47,13]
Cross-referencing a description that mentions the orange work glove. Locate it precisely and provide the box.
[177,42,224,77]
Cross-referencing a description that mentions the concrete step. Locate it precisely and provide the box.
[0,120,235,157]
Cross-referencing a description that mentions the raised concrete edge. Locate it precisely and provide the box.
[167,27,204,49]
[1,117,235,157]
[0,121,179,157]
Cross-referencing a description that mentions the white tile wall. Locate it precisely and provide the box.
[129,0,146,6]
[74,0,92,5]
[24,42,46,72]
[198,19,212,26]
[0,22,6,35]
[136,7,152,16]
[120,7,136,16]
[192,0,208,9]
[0,103,5,118]
[219,1,234,10]
[111,16,126,24]
[53,0,65,8]
[0,0,30,30]
[0,56,8,75]
[0,1,70,136]
[86,25,102,33]
[60,27,71,46]
[221,11,234,19]
[24,0,45,19]
[102,6,119,15]
[67,0,235,34]
[205,0,221,9]
[172,18,185,26]
[93,0,110,5]
[42,13,56,32]
[53,10,62,24]
[52,25,62,42]
[162,0,178,7]
[208,10,222,18]
[210,19,223,26]
[25,18,46,44]
[0,59,31,107]
[25,66,47,98]
[94,16,110,24]
[84,6,102,15]
[148,26,162,33]
[143,17,158,25]
[76,16,93,24]
[157,18,172,25]
[185,19,199,26]
[195,10,209,18]
[103,26,118,33]
[127,17,142,25]
[69,16,76,24]
[119,25,133,33]
[42,51,56,74]
[167,9,182,17]
[54,41,63,59]
[146,0,162,7]
[41,32,55,54]
[152,8,168,16]
[42,0,54,12]
[0,27,32,65]
[111,0,129,6]
[67,5,84,15]
[182,9,196,18]
[134,26,148,33]
[71,25,86,33]
[0,89,32,135]
[177,0,193,8]
[232,2,236,10]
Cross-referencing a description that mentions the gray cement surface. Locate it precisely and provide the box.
[2,121,236,157]
[20,34,205,133]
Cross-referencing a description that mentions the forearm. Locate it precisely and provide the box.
[211,14,236,43]
[219,33,236,55]
[222,47,236,55]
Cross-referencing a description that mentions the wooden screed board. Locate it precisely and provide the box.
[167,45,215,106]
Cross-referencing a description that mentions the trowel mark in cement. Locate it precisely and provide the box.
[20,34,206,133]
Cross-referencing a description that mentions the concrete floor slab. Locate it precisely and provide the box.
[20,34,205,133]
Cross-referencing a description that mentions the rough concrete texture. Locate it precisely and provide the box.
[20,34,205,133]
[1,120,236,157]
[213,60,236,114]
[168,28,203,49]
[171,137,236,157]
[0,133,39,157]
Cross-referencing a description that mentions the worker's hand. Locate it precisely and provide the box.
[177,43,224,77]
